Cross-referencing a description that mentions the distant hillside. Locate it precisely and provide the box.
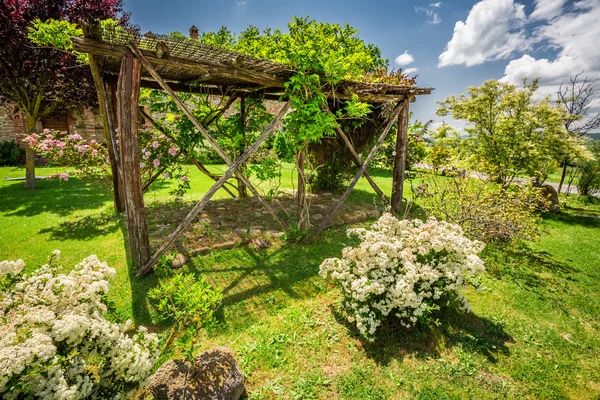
[585,132,600,141]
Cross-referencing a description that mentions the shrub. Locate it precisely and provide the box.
[0,139,22,166]
[414,173,545,243]
[148,273,222,359]
[577,158,600,198]
[319,214,485,339]
[0,252,160,400]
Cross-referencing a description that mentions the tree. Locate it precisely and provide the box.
[556,73,600,193]
[437,79,580,186]
[0,0,129,190]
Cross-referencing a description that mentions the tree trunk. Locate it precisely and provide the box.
[24,115,39,190]
[296,145,309,231]
[557,156,569,194]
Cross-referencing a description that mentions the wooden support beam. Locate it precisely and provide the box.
[322,102,389,206]
[129,43,290,232]
[72,36,285,87]
[391,101,410,215]
[137,97,291,276]
[315,100,408,235]
[117,50,152,270]
[138,108,237,198]
[83,26,124,212]
[237,94,248,197]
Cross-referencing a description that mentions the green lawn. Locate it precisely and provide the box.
[1,165,599,399]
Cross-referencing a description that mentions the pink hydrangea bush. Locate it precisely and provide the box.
[319,213,486,339]
[0,252,160,399]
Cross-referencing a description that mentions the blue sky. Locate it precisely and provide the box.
[122,0,600,128]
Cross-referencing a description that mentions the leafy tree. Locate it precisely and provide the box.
[376,112,430,170]
[556,73,600,193]
[0,0,129,189]
[437,79,582,186]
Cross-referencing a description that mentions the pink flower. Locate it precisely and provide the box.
[143,150,151,160]
[140,162,146,168]
[67,134,83,141]
[152,141,159,149]
[180,175,188,182]
[162,173,170,179]
[92,149,98,156]
[153,159,160,169]
[168,147,178,156]
[42,128,51,134]
[59,174,69,181]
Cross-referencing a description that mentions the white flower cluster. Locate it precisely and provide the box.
[0,259,24,277]
[0,254,160,399]
[319,213,486,338]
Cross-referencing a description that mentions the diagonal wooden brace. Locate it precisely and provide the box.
[139,108,238,197]
[137,97,291,276]
[129,43,290,232]
[315,100,408,235]
[322,102,389,206]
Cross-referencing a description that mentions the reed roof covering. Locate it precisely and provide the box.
[73,27,433,102]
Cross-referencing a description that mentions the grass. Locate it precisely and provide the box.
[1,165,599,398]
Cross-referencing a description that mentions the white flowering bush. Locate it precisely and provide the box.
[0,252,160,399]
[319,214,486,339]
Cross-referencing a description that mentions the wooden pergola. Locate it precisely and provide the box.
[73,25,433,276]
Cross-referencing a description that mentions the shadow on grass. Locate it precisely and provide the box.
[37,212,121,240]
[542,208,600,228]
[333,306,513,366]
[0,178,111,217]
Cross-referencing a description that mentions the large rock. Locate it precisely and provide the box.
[540,184,560,213]
[144,347,247,400]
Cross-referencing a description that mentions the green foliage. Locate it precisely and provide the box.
[414,173,545,243]
[0,140,22,166]
[148,273,222,359]
[437,79,584,185]
[576,142,600,197]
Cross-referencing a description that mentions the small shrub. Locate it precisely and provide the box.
[319,214,485,339]
[148,273,222,359]
[0,252,160,399]
[0,139,22,166]
[577,160,600,197]
[414,173,545,243]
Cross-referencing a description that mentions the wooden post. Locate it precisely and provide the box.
[117,50,151,270]
[296,145,309,230]
[316,101,407,235]
[82,22,125,212]
[237,94,248,197]
[391,100,409,216]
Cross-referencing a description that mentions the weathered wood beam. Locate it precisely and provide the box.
[72,36,284,87]
[137,96,291,276]
[83,22,124,212]
[391,101,410,215]
[322,102,389,206]
[130,43,290,232]
[315,100,408,235]
[117,50,152,270]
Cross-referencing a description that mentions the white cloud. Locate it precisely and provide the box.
[438,0,528,67]
[415,3,443,24]
[404,67,419,75]
[501,0,600,100]
[530,0,567,20]
[395,51,415,66]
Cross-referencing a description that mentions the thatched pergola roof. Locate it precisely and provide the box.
[72,27,433,103]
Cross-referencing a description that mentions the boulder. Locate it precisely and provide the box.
[144,347,247,400]
[540,184,560,213]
